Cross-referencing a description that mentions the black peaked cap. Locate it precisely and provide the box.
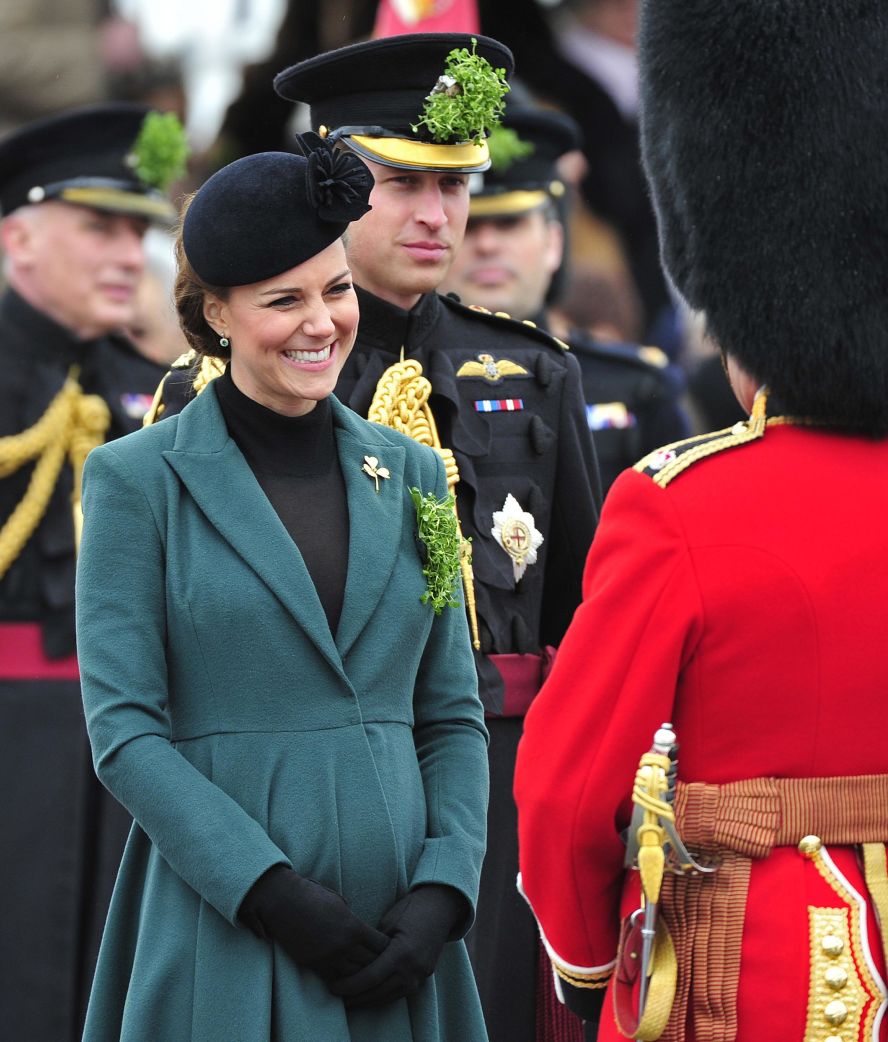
[475,106,580,200]
[0,103,174,222]
[639,0,888,433]
[274,34,514,144]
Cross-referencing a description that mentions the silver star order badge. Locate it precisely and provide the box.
[491,493,543,582]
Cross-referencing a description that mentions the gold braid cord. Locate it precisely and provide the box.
[0,367,110,579]
[368,358,481,649]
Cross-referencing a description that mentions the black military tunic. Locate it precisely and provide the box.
[340,286,600,1042]
[563,323,691,495]
[0,288,167,1042]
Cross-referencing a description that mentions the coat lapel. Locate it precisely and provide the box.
[331,398,406,659]
[162,386,346,680]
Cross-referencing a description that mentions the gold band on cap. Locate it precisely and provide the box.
[349,134,490,172]
[469,189,550,218]
[59,186,176,222]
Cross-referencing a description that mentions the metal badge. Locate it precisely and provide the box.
[362,455,390,492]
[456,353,530,383]
[491,493,543,582]
[647,448,678,471]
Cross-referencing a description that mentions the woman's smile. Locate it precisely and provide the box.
[282,342,336,368]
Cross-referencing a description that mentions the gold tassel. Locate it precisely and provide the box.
[368,358,481,649]
[0,366,110,577]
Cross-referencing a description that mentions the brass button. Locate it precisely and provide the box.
[494,311,511,319]
[824,966,848,990]
[821,935,844,957]
[798,835,823,857]
[824,999,848,1025]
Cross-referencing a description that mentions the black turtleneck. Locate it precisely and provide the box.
[215,367,349,636]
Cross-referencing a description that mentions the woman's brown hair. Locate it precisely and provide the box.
[173,193,231,361]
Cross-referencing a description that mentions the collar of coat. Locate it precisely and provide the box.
[161,384,410,671]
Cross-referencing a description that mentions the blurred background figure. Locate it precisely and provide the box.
[442,96,689,496]
[0,102,184,1042]
[478,0,680,353]
[123,227,190,369]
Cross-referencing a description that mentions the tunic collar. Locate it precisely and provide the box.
[0,288,98,369]
[354,286,441,357]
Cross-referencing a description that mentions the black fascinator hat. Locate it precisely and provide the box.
[183,136,372,287]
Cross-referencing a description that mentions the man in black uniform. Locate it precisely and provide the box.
[0,102,183,1042]
[151,34,599,1042]
[442,100,689,495]
[276,37,600,1042]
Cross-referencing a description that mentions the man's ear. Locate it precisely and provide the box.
[0,213,37,267]
[544,219,565,277]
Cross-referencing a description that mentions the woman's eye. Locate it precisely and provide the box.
[328,282,353,295]
[268,296,297,308]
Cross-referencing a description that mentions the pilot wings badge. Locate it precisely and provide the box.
[491,494,543,582]
[456,353,530,383]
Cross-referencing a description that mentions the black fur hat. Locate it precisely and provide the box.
[639,0,888,433]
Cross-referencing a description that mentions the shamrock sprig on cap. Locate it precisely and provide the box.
[412,37,509,146]
[127,111,189,191]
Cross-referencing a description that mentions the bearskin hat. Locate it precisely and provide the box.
[639,0,888,433]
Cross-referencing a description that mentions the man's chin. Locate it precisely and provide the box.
[87,303,136,337]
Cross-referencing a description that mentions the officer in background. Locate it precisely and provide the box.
[151,33,599,1042]
[0,102,185,1042]
[442,100,690,495]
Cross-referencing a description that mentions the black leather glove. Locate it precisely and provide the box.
[238,864,389,981]
[329,884,468,1008]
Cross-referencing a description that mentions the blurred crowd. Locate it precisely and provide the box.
[0,0,743,434]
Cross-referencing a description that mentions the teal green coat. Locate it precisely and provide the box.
[76,386,489,1042]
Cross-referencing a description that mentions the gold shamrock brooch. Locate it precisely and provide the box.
[362,455,390,492]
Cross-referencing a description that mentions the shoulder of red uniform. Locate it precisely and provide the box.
[634,416,773,488]
[438,294,570,357]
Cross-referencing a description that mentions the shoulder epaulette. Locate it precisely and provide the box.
[638,344,670,368]
[570,334,675,374]
[142,352,225,426]
[438,295,570,354]
[635,416,765,488]
[171,348,199,370]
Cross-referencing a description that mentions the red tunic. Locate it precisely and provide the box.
[515,420,888,1041]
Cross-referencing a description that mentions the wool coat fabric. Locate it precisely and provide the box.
[75,385,490,1042]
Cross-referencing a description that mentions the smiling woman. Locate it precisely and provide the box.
[204,242,359,416]
[75,136,491,1042]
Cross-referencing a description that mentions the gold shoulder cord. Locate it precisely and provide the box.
[0,366,110,579]
[142,353,225,426]
[368,358,481,649]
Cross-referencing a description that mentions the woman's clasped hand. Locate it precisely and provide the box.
[240,866,465,1008]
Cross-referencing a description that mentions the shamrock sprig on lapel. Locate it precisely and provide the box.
[362,455,390,492]
[410,488,463,614]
